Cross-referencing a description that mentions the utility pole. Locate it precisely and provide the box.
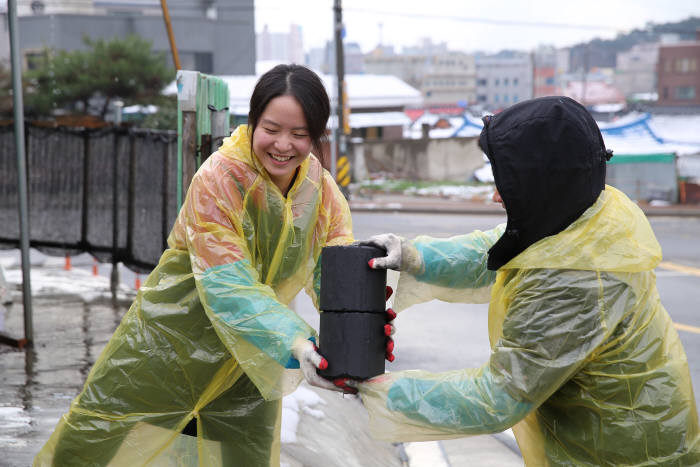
[333,0,345,179]
[5,0,33,348]
[160,0,181,70]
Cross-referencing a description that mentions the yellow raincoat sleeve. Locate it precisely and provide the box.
[359,267,629,441]
[177,165,316,400]
[393,225,505,311]
[305,170,355,308]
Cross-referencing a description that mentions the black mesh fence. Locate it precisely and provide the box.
[0,122,178,273]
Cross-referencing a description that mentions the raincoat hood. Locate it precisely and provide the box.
[479,96,611,270]
[219,124,257,167]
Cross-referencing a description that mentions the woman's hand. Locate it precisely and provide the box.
[292,338,346,392]
[360,234,423,273]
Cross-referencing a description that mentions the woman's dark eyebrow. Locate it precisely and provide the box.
[260,118,307,132]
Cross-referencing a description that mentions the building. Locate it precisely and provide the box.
[475,51,533,111]
[257,23,304,65]
[533,46,559,98]
[364,39,476,107]
[1,0,255,75]
[343,42,365,74]
[657,30,700,107]
[615,42,659,100]
[563,81,626,109]
[306,46,328,74]
[305,40,364,75]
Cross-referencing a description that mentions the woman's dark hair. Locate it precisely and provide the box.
[249,64,330,160]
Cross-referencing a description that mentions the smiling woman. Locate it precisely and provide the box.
[247,64,331,196]
[252,95,313,195]
[34,64,383,467]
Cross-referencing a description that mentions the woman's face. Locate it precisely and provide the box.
[252,94,312,195]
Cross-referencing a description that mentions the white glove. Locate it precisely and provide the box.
[361,233,423,273]
[292,338,345,392]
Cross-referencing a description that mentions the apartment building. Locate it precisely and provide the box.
[475,51,533,111]
[364,40,476,107]
[615,42,659,99]
[657,30,700,106]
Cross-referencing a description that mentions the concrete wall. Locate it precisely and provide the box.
[350,136,485,182]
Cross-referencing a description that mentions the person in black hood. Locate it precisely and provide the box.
[356,96,699,466]
[480,96,612,270]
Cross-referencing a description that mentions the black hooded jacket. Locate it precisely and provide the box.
[478,96,611,271]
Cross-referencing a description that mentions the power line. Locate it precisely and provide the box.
[343,7,623,32]
[10,2,699,36]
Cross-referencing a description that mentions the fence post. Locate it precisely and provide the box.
[207,76,230,159]
[81,130,90,249]
[176,71,230,207]
[110,131,121,300]
[176,70,198,209]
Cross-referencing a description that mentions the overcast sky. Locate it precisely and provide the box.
[255,0,699,54]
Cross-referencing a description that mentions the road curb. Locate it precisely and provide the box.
[349,200,700,217]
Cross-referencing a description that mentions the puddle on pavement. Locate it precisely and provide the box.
[0,297,129,466]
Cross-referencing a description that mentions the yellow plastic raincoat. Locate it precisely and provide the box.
[359,186,699,465]
[35,125,353,466]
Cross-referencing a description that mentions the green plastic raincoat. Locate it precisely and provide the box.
[35,125,354,466]
[359,186,699,465]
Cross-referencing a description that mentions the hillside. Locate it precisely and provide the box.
[568,16,700,71]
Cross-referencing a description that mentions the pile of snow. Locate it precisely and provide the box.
[281,385,326,444]
[405,184,494,200]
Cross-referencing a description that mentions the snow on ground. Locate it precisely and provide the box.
[280,384,327,444]
[2,262,134,303]
[405,184,494,200]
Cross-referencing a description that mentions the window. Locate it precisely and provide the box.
[495,78,500,86]
[675,58,697,73]
[24,50,47,70]
[503,95,509,103]
[674,86,696,100]
[494,95,499,103]
[477,78,487,86]
[513,77,519,85]
[513,94,518,103]
[504,78,509,86]
[195,53,213,74]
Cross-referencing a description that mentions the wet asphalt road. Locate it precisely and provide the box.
[352,212,700,407]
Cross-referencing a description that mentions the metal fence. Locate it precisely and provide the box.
[0,122,178,272]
